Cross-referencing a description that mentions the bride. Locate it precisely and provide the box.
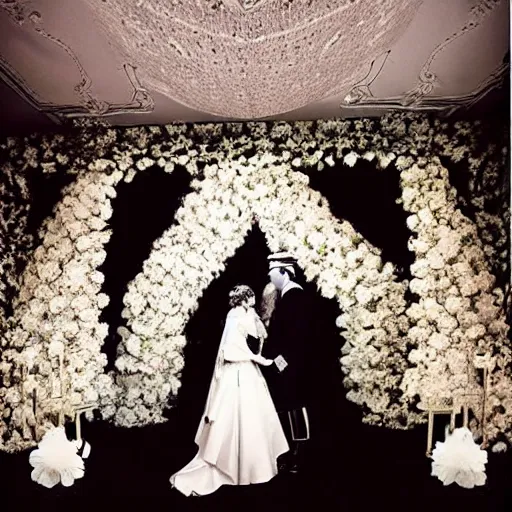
[170,285,289,497]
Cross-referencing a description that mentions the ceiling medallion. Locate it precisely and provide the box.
[84,0,422,119]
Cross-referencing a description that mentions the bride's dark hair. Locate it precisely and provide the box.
[229,284,255,308]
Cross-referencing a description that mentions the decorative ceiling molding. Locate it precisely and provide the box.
[401,0,501,107]
[0,0,508,125]
[0,1,154,120]
[83,0,422,118]
[341,51,391,106]
[341,0,507,115]
[0,0,25,25]
[0,57,154,120]
[0,54,61,124]
[341,60,508,116]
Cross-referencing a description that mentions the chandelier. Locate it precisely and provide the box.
[84,0,422,119]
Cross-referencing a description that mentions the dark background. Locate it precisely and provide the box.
[1,147,511,511]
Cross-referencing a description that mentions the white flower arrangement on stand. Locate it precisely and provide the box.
[29,425,85,489]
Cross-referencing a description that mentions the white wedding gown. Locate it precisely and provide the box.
[170,306,289,496]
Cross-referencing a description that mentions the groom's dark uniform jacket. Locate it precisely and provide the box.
[263,286,315,421]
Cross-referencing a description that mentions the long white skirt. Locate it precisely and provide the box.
[170,361,289,496]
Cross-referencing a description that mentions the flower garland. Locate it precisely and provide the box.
[0,167,122,452]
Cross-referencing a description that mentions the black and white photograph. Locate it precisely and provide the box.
[0,1,510,510]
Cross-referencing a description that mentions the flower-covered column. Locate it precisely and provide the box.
[112,161,255,427]
[0,168,122,452]
[399,157,512,447]
[439,122,509,294]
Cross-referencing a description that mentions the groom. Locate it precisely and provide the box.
[261,252,315,474]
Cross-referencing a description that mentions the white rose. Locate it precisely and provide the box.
[410,260,429,279]
[49,296,67,314]
[99,203,113,221]
[444,296,463,316]
[78,309,97,323]
[426,248,444,270]
[459,280,479,297]
[97,293,110,309]
[428,333,450,351]
[408,239,431,254]
[126,335,142,357]
[73,202,90,220]
[466,324,486,341]
[90,271,105,285]
[343,152,359,167]
[436,314,458,334]
[71,295,91,311]
[418,208,435,226]
[355,285,372,305]
[410,278,430,295]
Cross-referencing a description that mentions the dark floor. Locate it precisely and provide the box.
[2,389,511,512]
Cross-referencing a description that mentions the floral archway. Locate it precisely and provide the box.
[111,157,413,428]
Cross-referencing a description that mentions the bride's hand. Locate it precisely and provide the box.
[256,356,273,366]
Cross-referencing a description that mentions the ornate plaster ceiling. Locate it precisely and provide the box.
[82,0,422,119]
[0,0,508,127]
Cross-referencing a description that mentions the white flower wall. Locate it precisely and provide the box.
[0,113,509,453]
[0,157,33,334]
[438,123,510,291]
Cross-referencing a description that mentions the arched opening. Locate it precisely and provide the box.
[305,159,413,280]
[26,172,77,236]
